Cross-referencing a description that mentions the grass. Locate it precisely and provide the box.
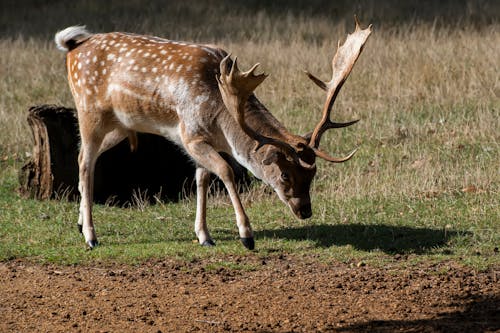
[0,1,498,269]
[1,158,498,269]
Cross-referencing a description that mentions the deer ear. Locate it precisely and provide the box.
[262,151,280,165]
[301,132,313,143]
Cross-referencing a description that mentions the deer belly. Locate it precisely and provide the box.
[113,109,182,145]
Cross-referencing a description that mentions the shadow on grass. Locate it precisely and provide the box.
[336,295,499,332]
[257,224,465,254]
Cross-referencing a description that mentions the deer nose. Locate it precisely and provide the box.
[298,203,312,219]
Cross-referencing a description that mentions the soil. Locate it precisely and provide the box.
[1,255,498,333]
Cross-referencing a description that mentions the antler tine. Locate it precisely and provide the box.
[306,18,372,162]
[313,147,358,163]
[304,70,327,91]
[217,55,313,168]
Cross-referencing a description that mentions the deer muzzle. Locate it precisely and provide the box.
[289,198,312,220]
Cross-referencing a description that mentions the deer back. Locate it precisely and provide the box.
[63,30,234,143]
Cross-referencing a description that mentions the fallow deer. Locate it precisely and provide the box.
[54,19,371,250]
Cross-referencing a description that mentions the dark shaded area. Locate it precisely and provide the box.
[0,0,498,40]
[19,105,251,205]
[258,224,465,254]
[337,295,500,333]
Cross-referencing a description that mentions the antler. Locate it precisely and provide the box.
[217,55,313,168]
[305,17,372,162]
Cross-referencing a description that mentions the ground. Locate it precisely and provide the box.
[1,256,498,332]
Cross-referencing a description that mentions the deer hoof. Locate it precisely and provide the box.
[201,239,216,247]
[240,237,255,250]
[86,240,99,249]
[77,224,83,234]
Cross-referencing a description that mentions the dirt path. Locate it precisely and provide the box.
[1,256,498,332]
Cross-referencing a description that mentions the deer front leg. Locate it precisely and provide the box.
[185,138,254,250]
[194,167,215,246]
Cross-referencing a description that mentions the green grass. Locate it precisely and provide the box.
[1,157,497,270]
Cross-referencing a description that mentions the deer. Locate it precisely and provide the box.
[54,18,372,250]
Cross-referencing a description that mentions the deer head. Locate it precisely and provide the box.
[217,18,372,219]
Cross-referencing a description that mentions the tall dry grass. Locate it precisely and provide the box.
[0,3,498,200]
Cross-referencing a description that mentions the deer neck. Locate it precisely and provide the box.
[223,95,295,181]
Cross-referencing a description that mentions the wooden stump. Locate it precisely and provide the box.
[19,105,251,205]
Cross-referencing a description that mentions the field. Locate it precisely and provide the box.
[0,1,499,332]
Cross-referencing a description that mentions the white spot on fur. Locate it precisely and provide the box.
[107,54,116,61]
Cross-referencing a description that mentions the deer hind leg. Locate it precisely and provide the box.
[98,128,136,155]
[77,131,103,249]
[194,167,215,246]
[184,138,254,250]
[77,127,130,240]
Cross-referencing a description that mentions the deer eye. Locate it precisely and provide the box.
[280,172,290,182]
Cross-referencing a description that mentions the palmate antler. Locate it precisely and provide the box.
[305,17,372,162]
[217,55,313,168]
[217,18,371,167]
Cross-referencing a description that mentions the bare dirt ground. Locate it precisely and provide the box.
[1,255,498,332]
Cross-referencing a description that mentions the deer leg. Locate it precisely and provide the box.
[185,138,254,249]
[194,167,215,246]
[97,128,130,155]
[76,128,129,236]
[77,135,102,249]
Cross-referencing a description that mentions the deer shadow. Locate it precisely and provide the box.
[256,223,466,254]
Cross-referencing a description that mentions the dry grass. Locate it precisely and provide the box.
[0,2,498,202]
[0,2,498,268]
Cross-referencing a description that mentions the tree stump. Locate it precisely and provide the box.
[19,105,251,205]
